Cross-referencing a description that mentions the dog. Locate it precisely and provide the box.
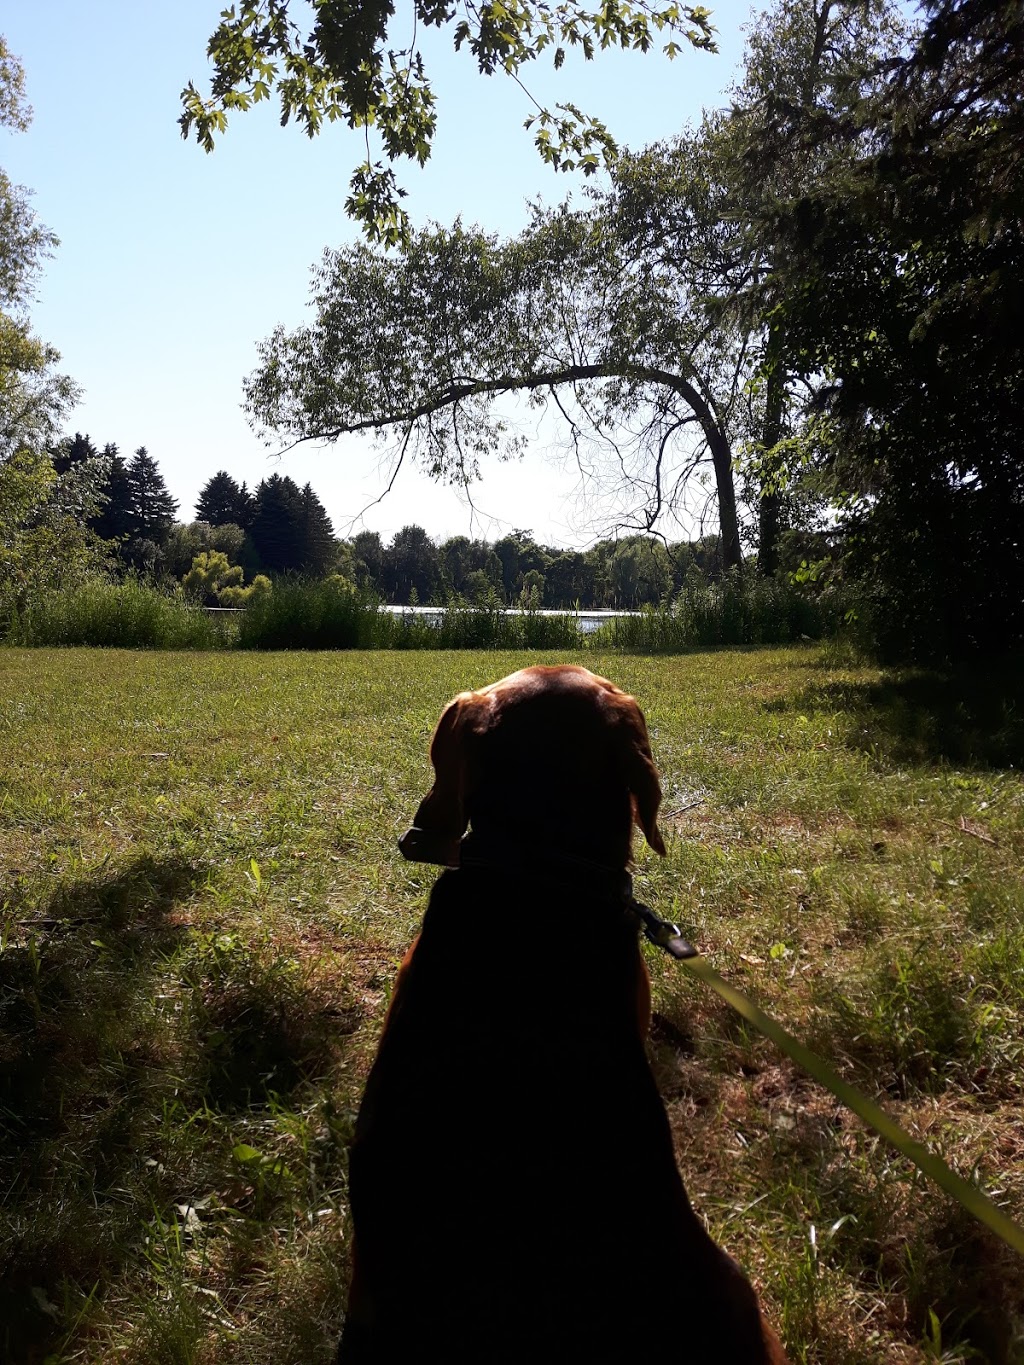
[338,665,788,1363]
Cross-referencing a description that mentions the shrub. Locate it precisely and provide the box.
[9,577,222,649]
[235,578,385,649]
[596,573,848,653]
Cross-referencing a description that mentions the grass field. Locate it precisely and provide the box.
[1,646,1022,1363]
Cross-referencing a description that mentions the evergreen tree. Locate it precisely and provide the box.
[298,481,336,575]
[91,443,133,543]
[51,431,98,474]
[126,446,178,545]
[249,474,337,574]
[195,470,253,527]
[249,474,300,572]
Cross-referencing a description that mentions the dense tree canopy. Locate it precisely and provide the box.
[745,0,1024,656]
[245,212,751,562]
[242,0,1021,656]
[242,0,904,572]
[182,0,715,244]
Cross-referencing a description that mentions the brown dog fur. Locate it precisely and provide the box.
[338,666,788,1363]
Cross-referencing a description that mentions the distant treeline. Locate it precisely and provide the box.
[53,437,743,609]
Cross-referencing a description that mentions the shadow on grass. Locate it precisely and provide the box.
[1,855,362,1363]
[0,855,202,1363]
[784,661,1024,768]
[764,1112,1023,1364]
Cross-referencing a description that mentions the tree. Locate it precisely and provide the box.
[747,0,1024,657]
[383,524,439,603]
[243,214,748,565]
[609,536,673,606]
[248,472,336,574]
[0,39,95,623]
[51,430,97,474]
[182,549,243,602]
[90,444,133,544]
[297,481,337,576]
[163,519,247,578]
[125,446,178,546]
[0,446,110,621]
[0,39,79,470]
[233,1,909,569]
[182,0,715,245]
[351,529,385,592]
[195,469,253,527]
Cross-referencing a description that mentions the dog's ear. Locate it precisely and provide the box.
[619,707,667,857]
[398,696,472,867]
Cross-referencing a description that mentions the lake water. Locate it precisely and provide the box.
[379,606,640,636]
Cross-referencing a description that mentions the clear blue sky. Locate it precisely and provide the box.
[4,0,760,548]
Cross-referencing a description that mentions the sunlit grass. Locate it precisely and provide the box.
[1,646,1021,1363]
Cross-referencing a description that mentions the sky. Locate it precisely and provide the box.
[3,0,761,549]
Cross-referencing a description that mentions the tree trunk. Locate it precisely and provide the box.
[758,327,785,578]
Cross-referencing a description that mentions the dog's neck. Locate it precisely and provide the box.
[457,829,634,903]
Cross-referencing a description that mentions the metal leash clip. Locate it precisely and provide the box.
[630,900,699,960]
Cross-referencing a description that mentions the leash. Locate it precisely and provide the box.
[635,902,1024,1259]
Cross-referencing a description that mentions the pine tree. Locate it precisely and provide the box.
[249,474,336,574]
[51,431,98,474]
[249,473,302,573]
[195,470,253,527]
[298,482,335,575]
[91,443,133,543]
[126,446,178,545]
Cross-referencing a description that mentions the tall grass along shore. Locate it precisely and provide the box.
[4,574,849,652]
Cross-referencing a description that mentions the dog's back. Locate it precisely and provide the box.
[339,668,787,1363]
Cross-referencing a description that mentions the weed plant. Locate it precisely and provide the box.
[596,576,848,653]
[0,647,1021,1363]
[235,581,584,651]
[9,577,223,649]
[235,578,387,650]
[5,573,846,654]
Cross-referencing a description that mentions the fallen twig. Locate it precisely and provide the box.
[947,815,998,846]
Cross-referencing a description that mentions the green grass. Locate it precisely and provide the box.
[1,647,1022,1363]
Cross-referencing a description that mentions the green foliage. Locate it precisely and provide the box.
[218,572,272,608]
[0,44,80,482]
[125,446,178,547]
[249,473,336,576]
[181,0,715,244]
[594,572,842,651]
[194,469,253,528]
[0,448,111,628]
[181,549,243,602]
[231,578,585,650]
[235,576,384,650]
[10,577,222,649]
[244,212,747,562]
[0,36,31,132]
[741,0,1024,659]
[162,519,247,579]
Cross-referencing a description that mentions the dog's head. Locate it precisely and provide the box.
[399,665,666,870]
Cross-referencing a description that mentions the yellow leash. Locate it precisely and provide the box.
[635,904,1024,1258]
